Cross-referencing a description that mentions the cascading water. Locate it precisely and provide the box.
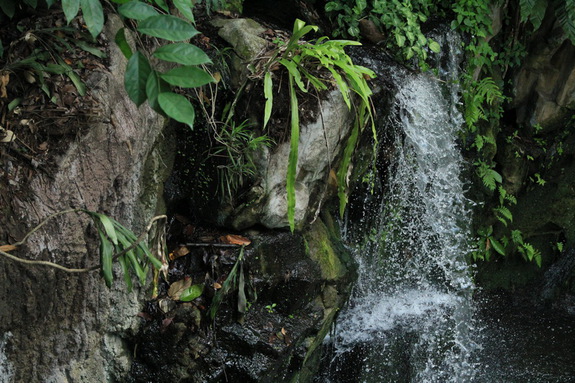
[319,33,478,382]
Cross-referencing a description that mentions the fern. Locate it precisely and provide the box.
[520,0,548,30]
[511,229,524,245]
[556,0,575,44]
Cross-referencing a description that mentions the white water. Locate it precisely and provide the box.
[323,34,477,383]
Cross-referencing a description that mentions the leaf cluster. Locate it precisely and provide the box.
[84,210,163,289]
[263,19,375,231]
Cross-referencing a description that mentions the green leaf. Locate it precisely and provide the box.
[286,74,300,232]
[490,237,506,256]
[158,92,196,128]
[98,230,114,287]
[263,71,273,129]
[118,1,159,21]
[23,0,37,8]
[0,40,4,58]
[153,0,169,12]
[56,57,86,96]
[72,39,107,58]
[173,0,195,23]
[180,283,204,301]
[62,0,80,23]
[138,15,199,41]
[125,51,152,106]
[45,0,56,7]
[118,255,133,291]
[0,0,15,17]
[146,70,170,113]
[153,43,211,65]
[80,0,104,38]
[114,28,133,59]
[160,66,214,88]
[428,40,441,53]
[95,213,119,245]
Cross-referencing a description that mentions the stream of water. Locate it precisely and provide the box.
[319,34,479,382]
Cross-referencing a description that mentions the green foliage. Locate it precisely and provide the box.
[325,0,441,65]
[208,245,247,320]
[213,120,271,201]
[82,210,163,289]
[263,19,375,231]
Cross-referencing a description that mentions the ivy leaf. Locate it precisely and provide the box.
[80,0,104,38]
[160,66,214,88]
[158,92,195,128]
[138,15,199,41]
[125,51,152,106]
[153,43,212,65]
[62,0,80,24]
[118,1,159,21]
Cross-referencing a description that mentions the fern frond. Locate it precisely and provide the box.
[556,0,575,44]
[511,229,524,245]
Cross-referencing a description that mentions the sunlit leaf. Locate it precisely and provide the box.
[153,43,211,65]
[80,0,104,38]
[158,92,195,128]
[160,66,214,88]
[125,51,152,106]
[138,15,199,41]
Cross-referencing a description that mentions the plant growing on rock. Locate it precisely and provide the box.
[261,19,376,231]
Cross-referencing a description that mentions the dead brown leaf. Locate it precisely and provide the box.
[213,282,222,290]
[0,245,17,252]
[168,277,192,301]
[219,234,251,246]
[0,72,9,98]
[169,246,190,260]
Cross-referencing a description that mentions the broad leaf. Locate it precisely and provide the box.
[80,0,104,38]
[138,15,199,41]
[173,0,195,23]
[160,66,214,88]
[118,1,159,21]
[95,213,119,245]
[23,0,37,8]
[180,284,204,302]
[158,92,195,128]
[146,70,170,113]
[153,43,211,65]
[114,28,133,59]
[62,0,80,24]
[490,237,506,256]
[125,51,152,106]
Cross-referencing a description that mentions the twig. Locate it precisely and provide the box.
[0,212,167,273]
[180,243,241,248]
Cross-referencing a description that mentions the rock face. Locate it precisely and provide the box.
[127,212,356,383]
[512,14,575,130]
[0,15,172,382]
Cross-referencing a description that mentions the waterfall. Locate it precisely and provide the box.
[320,33,477,382]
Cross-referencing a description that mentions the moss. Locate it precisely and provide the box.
[304,219,347,281]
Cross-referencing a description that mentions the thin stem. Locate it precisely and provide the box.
[1,212,167,274]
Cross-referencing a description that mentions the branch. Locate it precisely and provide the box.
[0,213,167,273]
